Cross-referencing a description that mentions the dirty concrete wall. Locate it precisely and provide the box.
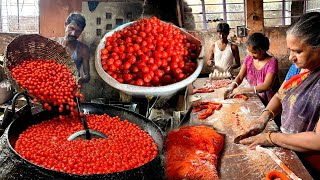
[246,0,264,33]
[39,0,82,38]
[264,27,290,80]
[80,1,145,101]
[0,34,19,80]
[0,34,19,55]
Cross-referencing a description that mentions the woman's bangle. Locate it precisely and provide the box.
[253,86,257,94]
[231,81,239,87]
[261,109,275,119]
[267,131,276,146]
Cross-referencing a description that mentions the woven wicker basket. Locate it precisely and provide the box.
[3,34,79,94]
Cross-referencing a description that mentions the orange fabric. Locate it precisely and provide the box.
[282,70,311,91]
[165,126,224,180]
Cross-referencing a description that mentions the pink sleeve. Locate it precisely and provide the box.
[266,57,278,74]
[243,55,252,67]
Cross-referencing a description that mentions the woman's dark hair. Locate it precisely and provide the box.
[217,23,230,35]
[245,32,270,52]
[66,12,86,30]
[287,12,320,49]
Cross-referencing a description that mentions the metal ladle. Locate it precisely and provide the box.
[67,97,107,141]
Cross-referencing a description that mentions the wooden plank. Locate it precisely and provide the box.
[188,77,313,180]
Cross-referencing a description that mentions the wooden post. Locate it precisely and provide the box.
[246,0,264,34]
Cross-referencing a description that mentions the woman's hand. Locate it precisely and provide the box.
[223,86,234,99]
[234,116,269,143]
[227,88,242,98]
[239,133,275,149]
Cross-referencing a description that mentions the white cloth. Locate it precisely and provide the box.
[213,41,235,73]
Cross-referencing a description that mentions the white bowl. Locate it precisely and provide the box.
[188,95,202,107]
[95,21,203,97]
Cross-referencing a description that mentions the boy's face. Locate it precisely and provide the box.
[217,31,228,41]
[65,20,83,41]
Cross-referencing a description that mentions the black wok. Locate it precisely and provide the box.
[3,96,164,180]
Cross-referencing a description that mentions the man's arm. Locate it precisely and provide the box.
[78,44,90,84]
[207,44,215,67]
[231,44,240,69]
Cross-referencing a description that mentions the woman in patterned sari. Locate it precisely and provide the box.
[238,12,320,178]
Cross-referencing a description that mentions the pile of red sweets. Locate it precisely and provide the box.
[100,16,200,86]
[15,114,158,175]
[9,59,158,174]
[9,59,82,115]
[10,59,159,175]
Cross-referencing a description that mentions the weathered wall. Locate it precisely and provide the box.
[264,27,290,79]
[39,0,82,38]
[246,0,264,33]
[0,34,19,55]
[0,34,19,81]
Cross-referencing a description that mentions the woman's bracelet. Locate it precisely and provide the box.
[231,81,239,87]
[261,109,275,119]
[267,131,276,146]
[253,86,257,94]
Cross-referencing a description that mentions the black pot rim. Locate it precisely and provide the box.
[5,102,164,178]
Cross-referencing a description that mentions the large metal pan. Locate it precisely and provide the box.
[3,93,164,180]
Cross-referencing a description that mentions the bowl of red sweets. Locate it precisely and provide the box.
[95,17,203,96]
